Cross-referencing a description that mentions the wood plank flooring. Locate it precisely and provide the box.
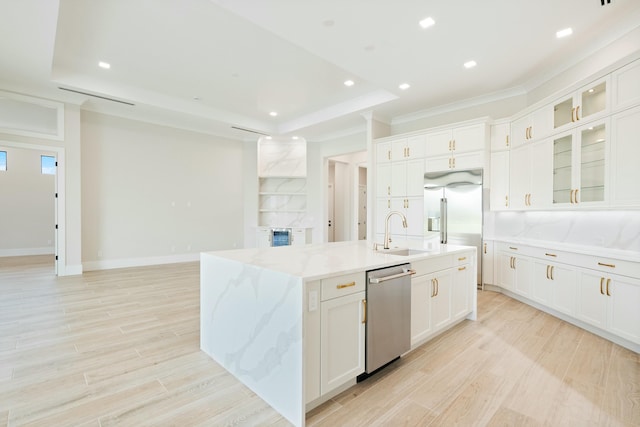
[1,256,638,426]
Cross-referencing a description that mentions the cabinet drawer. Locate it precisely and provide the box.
[455,251,473,265]
[412,255,452,276]
[321,272,365,301]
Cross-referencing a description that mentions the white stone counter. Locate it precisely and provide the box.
[200,240,475,426]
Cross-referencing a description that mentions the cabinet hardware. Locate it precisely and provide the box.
[387,200,390,209]
[513,257,517,269]
[600,277,604,295]
[404,147,407,157]
[571,107,576,123]
[505,195,509,207]
[431,279,436,297]
[435,278,439,296]
[550,266,554,280]
[452,157,456,168]
[509,246,518,250]
[606,278,611,296]
[388,150,391,160]
[387,186,390,196]
[576,105,580,121]
[337,282,356,289]
[575,189,579,203]
[545,253,557,257]
[598,262,616,268]
[458,257,467,261]
[506,135,510,147]
[484,243,487,254]
[453,140,456,151]
[407,147,410,157]
[362,299,367,324]
[458,266,466,271]
[448,140,452,151]
[570,189,575,204]
[448,158,452,168]
[546,265,550,279]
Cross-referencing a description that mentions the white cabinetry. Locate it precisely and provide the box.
[551,119,609,206]
[410,273,432,346]
[452,256,471,319]
[509,139,553,209]
[292,228,312,246]
[611,58,640,112]
[552,77,609,132]
[256,227,271,248]
[490,122,511,151]
[511,106,551,147]
[532,259,577,316]
[610,105,640,207]
[489,151,510,210]
[425,123,487,172]
[319,273,366,395]
[482,240,494,286]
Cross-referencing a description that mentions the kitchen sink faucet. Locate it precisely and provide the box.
[383,211,408,249]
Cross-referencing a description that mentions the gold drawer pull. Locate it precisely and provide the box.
[600,277,604,295]
[458,257,466,261]
[598,262,616,268]
[545,253,557,257]
[606,279,611,296]
[337,282,356,289]
[458,266,466,271]
[362,299,367,323]
[509,247,518,250]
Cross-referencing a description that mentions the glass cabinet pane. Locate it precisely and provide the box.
[554,98,574,129]
[553,135,573,204]
[580,124,606,202]
[580,82,606,119]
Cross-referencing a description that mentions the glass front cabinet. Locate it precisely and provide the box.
[552,119,609,206]
[553,77,609,132]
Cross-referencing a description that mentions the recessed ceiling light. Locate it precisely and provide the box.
[419,17,435,29]
[556,28,573,38]
[344,80,355,87]
[399,83,411,90]
[269,111,278,117]
[98,61,111,69]
[292,136,299,140]
[193,96,201,101]
[464,60,477,69]
[266,136,273,140]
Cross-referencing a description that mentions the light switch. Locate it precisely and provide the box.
[309,290,318,312]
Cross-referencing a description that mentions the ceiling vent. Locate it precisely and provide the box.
[58,87,135,106]
[231,126,269,136]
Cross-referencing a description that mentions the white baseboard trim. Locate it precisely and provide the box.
[59,264,83,276]
[83,253,200,271]
[0,247,55,257]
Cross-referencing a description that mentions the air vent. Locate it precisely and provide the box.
[230,126,269,136]
[601,0,611,5]
[58,87,135,106]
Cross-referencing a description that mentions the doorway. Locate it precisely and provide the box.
[326,151,367,243]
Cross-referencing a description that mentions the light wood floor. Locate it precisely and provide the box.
[1,256,638,426]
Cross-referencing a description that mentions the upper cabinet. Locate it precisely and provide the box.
[552,119,609,207]
[552,77,609,133]
[610,105,640,207]
[509,139,553,210]
[511,106,551,147]
[611,58,640,113]
[424,123,487,172]
[490,122,510,151]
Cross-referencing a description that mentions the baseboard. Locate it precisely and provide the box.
[59,264,83,276]
[0,247,55,257]
[83,253,200,271]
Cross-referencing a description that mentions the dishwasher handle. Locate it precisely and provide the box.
[369,269,416,284]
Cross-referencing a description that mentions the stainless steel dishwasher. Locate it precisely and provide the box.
[362,263,414,376]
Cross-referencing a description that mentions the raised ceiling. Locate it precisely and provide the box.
[1,0,639,141]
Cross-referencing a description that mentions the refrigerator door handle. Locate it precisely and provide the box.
[440,197,447,244]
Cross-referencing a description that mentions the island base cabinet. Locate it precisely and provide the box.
[431,271,453,330]
[410,274,432,346]
[320,291,366,395]
[452,263,471,319]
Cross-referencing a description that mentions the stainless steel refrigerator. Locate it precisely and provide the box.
[424,168,483,285]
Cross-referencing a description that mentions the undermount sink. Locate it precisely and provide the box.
[384,248,431,256]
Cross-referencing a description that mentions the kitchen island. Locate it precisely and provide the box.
[200,240,477,426]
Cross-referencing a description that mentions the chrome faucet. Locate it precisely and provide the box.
[383,211,408,249]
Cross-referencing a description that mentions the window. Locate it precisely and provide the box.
[0,151,6,171]
[41,155,56,175]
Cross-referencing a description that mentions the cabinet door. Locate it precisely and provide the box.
[532,261,553,305]
[376,163,392,198]
[452,124,486,153]
[452,263,471,319]
[490,122,510,151]
[407,134,426,159]
[530,139,553,208]
[509,145,530,209]
[426,129,453,156]
[392,138,408,161]
[411,274,432,346]
[377,141,392,163]
[531,106,552,141]
[607,275,640,344]
[256,228,271,248]
[552,131,574,205]
[577,121,607,204]
[612,58,640,112]
[490,151,510,210]
[514,256,532,297]
[576,271,608,330]
[550,264,577,316]
[578,78,608,122]
[511,115,531,147]
[404,197,424,237]
[452,151,484,170]
[406,158,425,197]
[375,198,391,237]
[425,154,452,173]
[320,291,366,394]
[431,270,453,330]
[497,253,515,291]
[610,105,640,206]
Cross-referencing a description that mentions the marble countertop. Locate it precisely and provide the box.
[202,240,475,281]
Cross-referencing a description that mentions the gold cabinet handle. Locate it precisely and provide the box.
[509,246,518,251]
[431,279,435,297]
[505,195,509,207]
[458,257,467,261]
[506,135,510,147]
[387,185,391,196]
[458,266,466,271]
[546,265,550,280]
[600,277,604,295]
[513,257,517,269]
[545,253,557,257]
[337,282,356,289]
[598,262,616,268]
[407,147,410,157]
[362,299,367,324]
[606,279,611,296]
[575,189,579,204]
[452,157,455,168]
[484,243,487,254]
[570,189,575,204]
[571,107,576,123]
[387,199,390,209]
[550,266,554,280]
[388,150,391,160]
[453,140,456,151]
[436,278,439,296]
[576,105,580,121]
[448,140,452,151]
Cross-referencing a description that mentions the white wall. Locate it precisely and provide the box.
[0,145,55,256]
[81,111,245,270]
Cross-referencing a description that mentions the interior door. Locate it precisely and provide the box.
[358,185,366,240]
[327,183,335,242]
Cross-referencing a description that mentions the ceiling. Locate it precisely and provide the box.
[1,0,639,142]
